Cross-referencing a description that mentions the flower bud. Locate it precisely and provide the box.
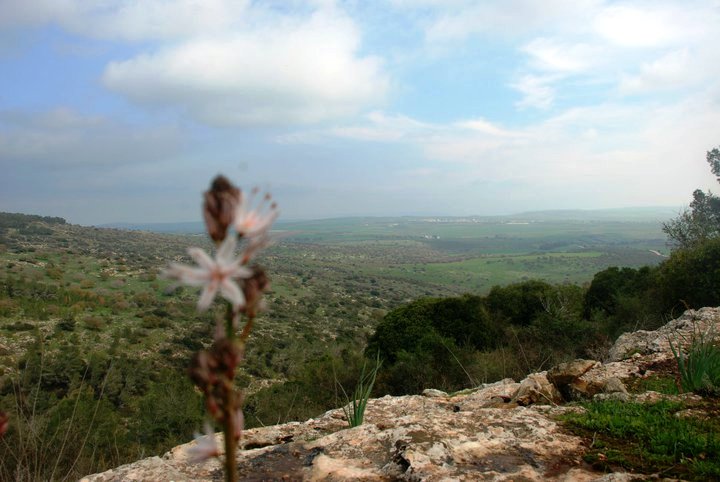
[203,175,240,243]
[240,266,270,317]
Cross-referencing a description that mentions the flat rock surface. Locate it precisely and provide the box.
[83,391,597,482]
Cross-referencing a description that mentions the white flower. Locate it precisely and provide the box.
[186,422,220,464]
[233,408,244,440]
[234,188,279,239]
[165,236,251,311]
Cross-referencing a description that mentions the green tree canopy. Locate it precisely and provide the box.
[663,147,720,248]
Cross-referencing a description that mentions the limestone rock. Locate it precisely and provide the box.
[511,372,563,406]
[602,377,628,395]
[83,394,605,481]
[548,360,599,386]
[608,307,720,362]
[422,388,448,398]
[547,359,599,400]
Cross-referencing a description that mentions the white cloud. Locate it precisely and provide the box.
[0,108,184,168]
[594,4,688,48]
[454,118,523,138]
[511,75,557,109]
[0,0,250,41]
[101,5,387,126]
[415,0,601,43]
[324,111,432,141]
[396,1,719,110]
[302,87,720,207]
[619,49,692,93]
[522,38,602,73]
[0,1,389,127]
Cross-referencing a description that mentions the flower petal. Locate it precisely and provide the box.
[197,282,219,311]
[186,422,219,464]
[216,235,237,264]
[220,279,245,307]
[188,247,215,270]
[230,264,253,279]
[165,264,210,286]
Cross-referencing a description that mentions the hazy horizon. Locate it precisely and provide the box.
[1,1,718,225]
[92,205,680,229]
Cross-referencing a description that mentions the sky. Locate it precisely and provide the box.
[0,0,719,225]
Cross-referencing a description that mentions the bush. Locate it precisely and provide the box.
[366,295,501,365]
[584,266,655,318]
[132,373,204,449]
[657,237,720,313]
[83,315,104,331]
[486,280,556,326]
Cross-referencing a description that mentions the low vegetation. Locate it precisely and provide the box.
[561,400,720,480]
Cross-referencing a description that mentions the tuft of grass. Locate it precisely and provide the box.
[560,400,720,480]
[339,354,382,428]
[669,329,720,395]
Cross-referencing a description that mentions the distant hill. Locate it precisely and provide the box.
[101,207,679,234]
[0,212,66,228]
[507,207,680,222]
[98,221,206,234]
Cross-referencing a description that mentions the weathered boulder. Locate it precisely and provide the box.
[547,359,599,400]
[511,372,564,406]
[547,360,599,387]
[421,388,448,398]
[608,307,720,362]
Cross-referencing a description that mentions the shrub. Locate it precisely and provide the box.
[56,318,76,332]
[657,237,720,313]
[83,315,104,331]
[244,350,367,428]
[583,266,655,318]
[0,299,17,317]
[366,295,501,364]
[5,321,35,331]
[486,280,556,326]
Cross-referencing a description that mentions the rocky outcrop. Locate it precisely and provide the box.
[82,307,720,481]
[608,306,719,362]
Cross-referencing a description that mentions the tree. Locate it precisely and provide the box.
[708,147,720,182]
[657,237,720,313]
[663,146,720,249]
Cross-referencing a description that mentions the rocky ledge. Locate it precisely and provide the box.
[82,307,720,481]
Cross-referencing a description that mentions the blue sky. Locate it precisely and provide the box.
[1,0,719,225]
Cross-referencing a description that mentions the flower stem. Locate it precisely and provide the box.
[223,388,238,482]
[239,316,255,343]
[222,304,240,482]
